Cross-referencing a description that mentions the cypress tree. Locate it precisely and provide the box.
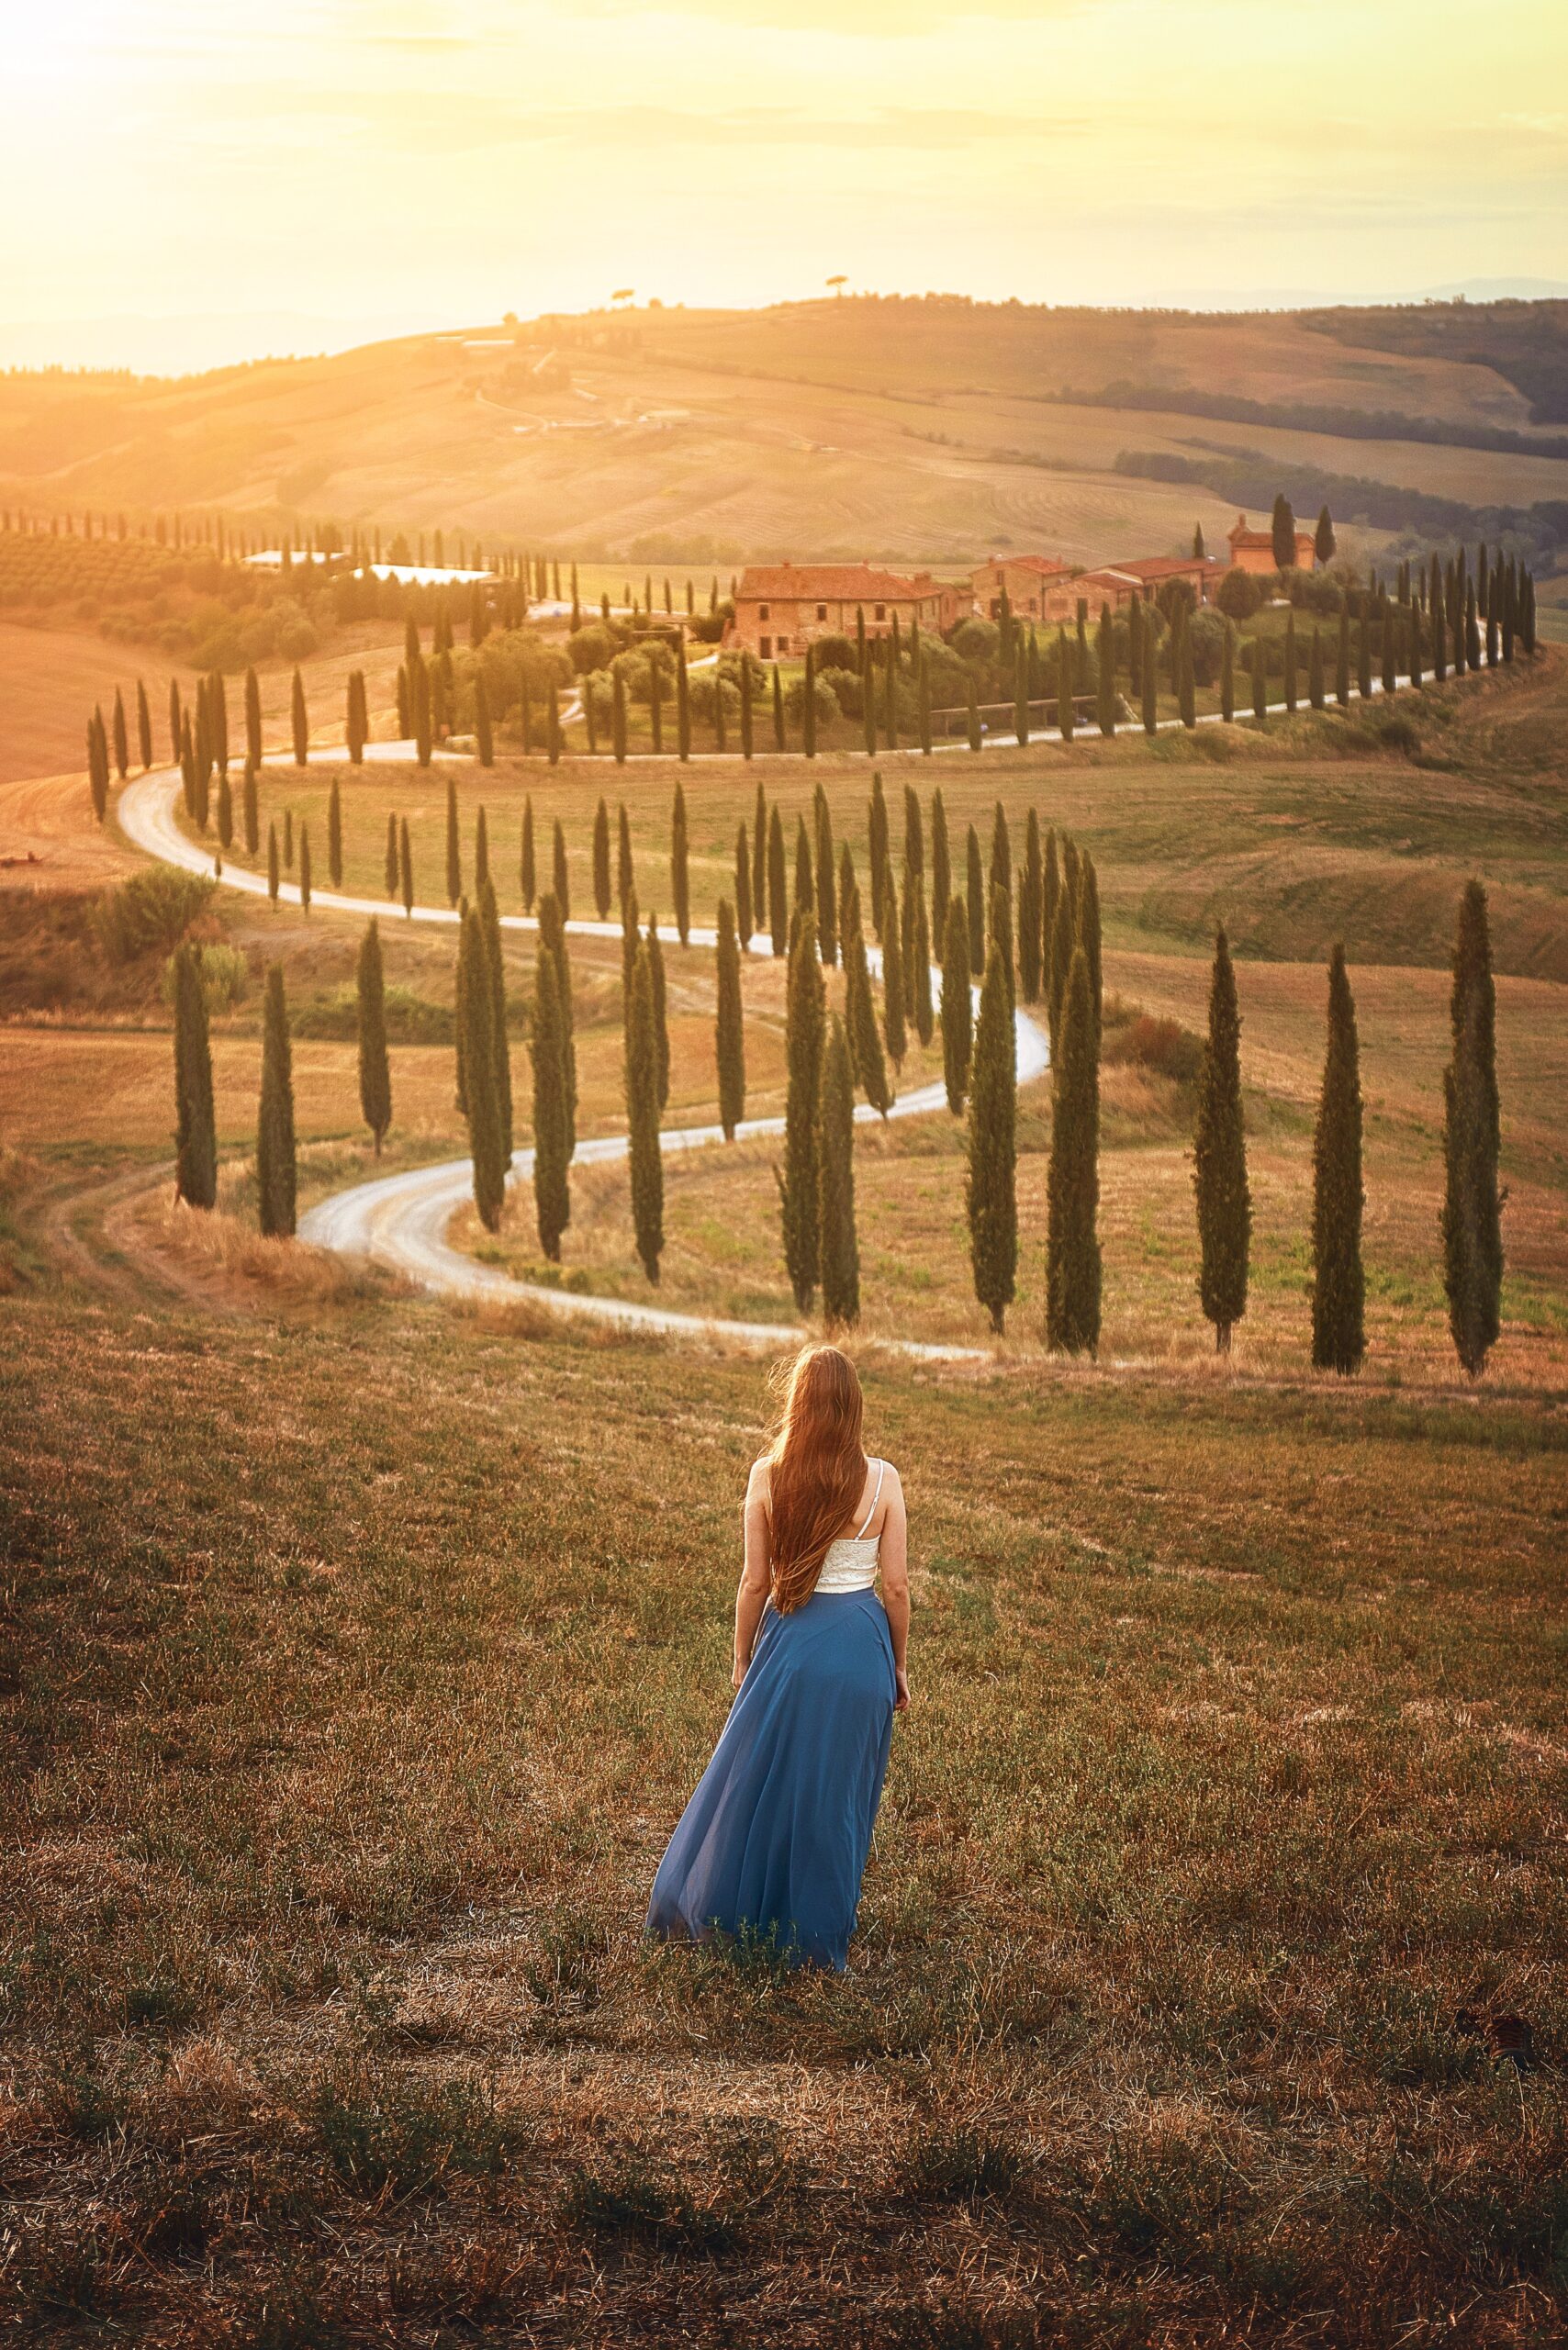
[384,811,398,899]
[1078,852,1103,1039]
[1382,596,1399,696]
[476,670,495,767]
[753,780,767,921]
[1043,828,1060,1010]
[1357,610,1373,700]
[966,670,981,755]
[1097,604,1117,735]
[1465,583,1481,673]
[910,881,933,1046]
[814,786,836,967]
[626,940,664,1281]
[244,666,262,768]
[646,912,669,1112]
[843,869,893,1116]
[1283,609,1298,713]
[967,931,1017,1334]
[990,800,1012,906]
[445,776,462,905]
[883,635,899,752]
[475,805,490,894]
[1271,493,1297,572]
[880,861,907,1069]
[217,769,233,852]
[1441,881,1504,1378]
[256,963,297,1238]
[1128,596,1144,697]
[816,1014,859,1328]
[593,799,611,920]
[86,711,108,822]
[399,816,414,916]
[111,687,129,779]
[519,797,535,911]
[1315,504,1336,565]
[767,805,788,957]
[1047,856,1075,1050]
[1310,945,1365,1375]
[1052,629,1071,741]
[735,822,754,947]
[267,821,280,907]
[773,663,786,751]
[136,678,152,770]
[802,642,818,759]
[1192,925,1249,1352]
[672,782,691,946]
[931,788,950,948]
[537,890,576,1156]
[172,942,218,1210]
[282,804,292,870]
[1046,944,1102,1357]
[1220,618,1237,722]
[1409,599,1425,690]
[1252,636,1269,727]
[356,918,392,1156]
[547,680,562,765]
[347,668,367,765]
[966,824,984,975]
[1336,599,1350,707]
[917,655,934,756]
[531,943,571,1259]
[1308,626,1326,710]
[739,656,754,759]
[298,823,312,915]
[1018,810,1043,1003]
[328,777,342,887]
[553,818,569,919]
[480,877,512,1158]
[291,667,308,766]
[794,813,813,922]
[780,912,825,1309]
[988,874,1014,1011]
[868,773,890,936]
[1142,634,1158,733]
[1014,642,1031,744]
[169,677,183,767]
[676,641,691,761]
[1178,613,1196,729]
[618,802,634,912]
[459,904,507,1234]
[716,898,745,1139]
[1429,562,1448,682]
[941,895,972,1114]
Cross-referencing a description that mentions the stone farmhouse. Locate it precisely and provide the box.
[971,554,1074,620]
[1227,512,1318,575]
[1041,551,1226,621]
[729,562,965,660]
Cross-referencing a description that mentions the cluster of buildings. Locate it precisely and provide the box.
[728,515,1316,660]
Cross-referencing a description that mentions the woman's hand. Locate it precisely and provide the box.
[894,1666,911,1712]
[732,1654,749,1691]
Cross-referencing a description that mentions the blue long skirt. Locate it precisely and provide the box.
[645,1589,896,1973]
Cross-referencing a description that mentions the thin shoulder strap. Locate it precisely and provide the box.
[855,1458,886,1541]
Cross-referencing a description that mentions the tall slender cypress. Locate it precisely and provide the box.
[617,803,634,912]
[817,1014,859,1327]
[290,668,308,766]
[753,780,767,923]
[1283,609,1298,713]
[767,805,788,957]
[552,818,569,920]
[716,899,745,1139]
[356,918,392,1156]
[480,877,512,1159]
[328,778,342,889]
[459,904,507,1233]
[1308,626,1326,711]
[868,773,889,937]
[966,825,984,975]
[813,786,836,967]
[780,912,825,1310]
[740,656,755,760]
[1310,945,1365,1374]
[244,666,262,768]
[399,817,413,917]
[880,862,907,1070]
[593,799,612,920]
[298,824,312,915]
[646,912,669,1112]
[172,943,218,1210]
[537,891,577,1157]
[520,798,536,910]
[256,963,297,1238]
[384,811,398,899]
[843,868,892,1116]
[676,640,691,761]
[735,822,754,948]
[1220,619,1237,722]
[931,788,950,948]
[445,777,462,905]
[531,945,570,1259]
[967,932,1017,1334]
[941,896,972,1115]
[1046,945,1102,1357]
[1019,810,1043,1004]
[626,941,664,1281]
[267,821,281,907]
[671,782,691,946]
[1441,881,1504,1377]
[475,805,490,895]
[1192,926,1249,1352]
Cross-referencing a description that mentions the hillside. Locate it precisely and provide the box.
[5,297,1568,576]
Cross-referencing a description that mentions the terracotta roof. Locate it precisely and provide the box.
[976,554,1071,578]
[1115,554,1226,582]
[734,562,948,603]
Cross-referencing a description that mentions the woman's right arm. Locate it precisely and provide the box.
[733,1460,772,1688]
[879,1469,912,1710]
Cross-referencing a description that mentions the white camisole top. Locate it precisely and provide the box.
[812,1458,887,1594]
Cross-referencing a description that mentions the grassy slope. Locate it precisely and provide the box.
[3,300,1565,567]
[1,1295,1563,2346]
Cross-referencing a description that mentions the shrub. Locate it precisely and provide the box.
[818,664,863,717]
[95,868,216,963]
[1215,567,1262,620]
[1189,609,1227,685]
[951,616,999,664]
[785,672,841,725]
[1104,1012,1204,1082]
[162,941,248,1015]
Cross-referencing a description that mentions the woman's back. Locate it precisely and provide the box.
[814,1457,890,1593]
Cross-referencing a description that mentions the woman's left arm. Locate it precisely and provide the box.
[879,1471,911,1710]
[733,1462,772,1689]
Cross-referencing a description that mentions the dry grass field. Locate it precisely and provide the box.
[0,631,1564,2344]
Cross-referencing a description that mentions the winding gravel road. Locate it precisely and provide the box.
[118,753,1047,1353]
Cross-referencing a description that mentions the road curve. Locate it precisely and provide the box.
[119,754,1049,1354]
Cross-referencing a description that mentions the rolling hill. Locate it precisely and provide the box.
[3,296,1567,575]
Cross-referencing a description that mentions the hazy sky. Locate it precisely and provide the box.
[7,0,1567,367]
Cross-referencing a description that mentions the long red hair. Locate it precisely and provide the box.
[763,1345,868,1613]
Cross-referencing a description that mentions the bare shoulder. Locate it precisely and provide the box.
[745,1457,771,1502]
[879,1460,906,1508]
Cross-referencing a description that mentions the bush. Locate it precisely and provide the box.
[811,632,857,671]
[292,983,454,1045]
[1103,1013,1204,1082]
[784,672,841,725]
[951,616,999,665]
[95,868,216,964]
[1215,567,1262,620]
[1189,610,1227,686]
[567,621,620,675]
[162,942,248,1015]
[819,665,863,718]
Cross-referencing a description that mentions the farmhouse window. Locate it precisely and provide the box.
[874,603,886,621]
[759,636,772,659]
[778,636,790,654]
[816,603,827,621]
[759,603,770,621]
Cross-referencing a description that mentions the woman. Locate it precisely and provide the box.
[646,1344,910,1973]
